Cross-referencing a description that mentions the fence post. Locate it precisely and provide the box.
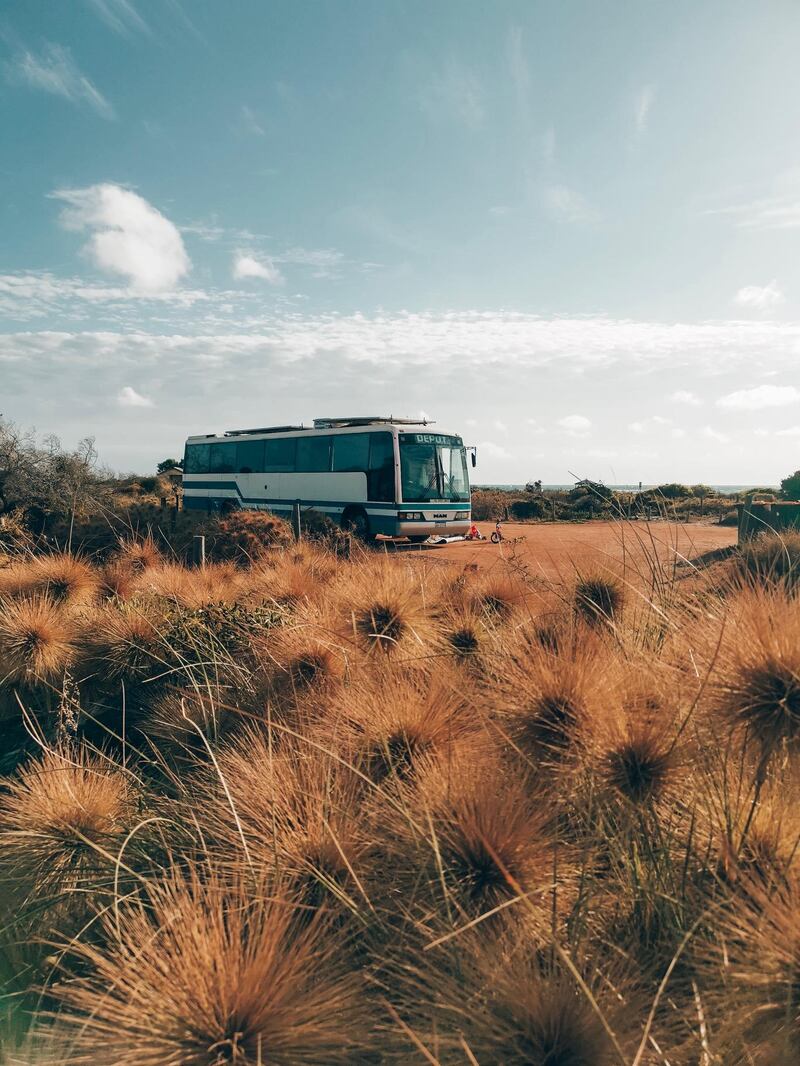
[291,500,302,542]
[192,534,206,568]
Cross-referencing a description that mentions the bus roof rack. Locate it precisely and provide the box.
[312,416,434,428]
[223,425,307,436]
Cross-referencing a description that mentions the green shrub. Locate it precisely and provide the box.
[510,498,546,521]
[210,510,292,565]
[655,483,692,499]
[779,470,800,500]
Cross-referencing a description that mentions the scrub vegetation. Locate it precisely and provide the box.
[1,515,799,1065]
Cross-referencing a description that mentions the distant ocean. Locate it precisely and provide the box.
[476,485,777,494]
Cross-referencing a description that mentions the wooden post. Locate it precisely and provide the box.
[291,500,301,542]
[192,534,206,568]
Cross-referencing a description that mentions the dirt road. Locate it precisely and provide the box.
[406,520,737,581]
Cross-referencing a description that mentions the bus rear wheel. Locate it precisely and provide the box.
[341,507,370,541]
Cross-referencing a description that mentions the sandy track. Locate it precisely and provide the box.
[405,520,737,581]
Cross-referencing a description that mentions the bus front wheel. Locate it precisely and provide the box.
[341,507,370,541]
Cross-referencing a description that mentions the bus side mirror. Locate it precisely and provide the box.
[471,452,476,468]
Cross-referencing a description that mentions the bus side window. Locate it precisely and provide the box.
[209,442,237,473]
[236,439,265,473]
[184,443,210,474]
[368,433,394,502]
[296,435,332,472]
[263,437,296,472]
[332,433,369,472]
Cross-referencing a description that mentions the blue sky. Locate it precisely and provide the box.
[2,1,800,482]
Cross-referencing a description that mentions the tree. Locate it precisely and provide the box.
[655,483,692,499]
[157,458,182,473]
[0,418,104,531]
[780,470,800,500]
[568,480,614,502]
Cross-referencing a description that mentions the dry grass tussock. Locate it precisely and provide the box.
[50,868,371,1065]
[0,554,100,610]
[0,744,138,905]
[1,530,800,1062]
[0,597,79,689]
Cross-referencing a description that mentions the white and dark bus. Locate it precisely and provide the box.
[182,417,473,541]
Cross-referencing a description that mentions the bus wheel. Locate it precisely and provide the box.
[341,507,370,541]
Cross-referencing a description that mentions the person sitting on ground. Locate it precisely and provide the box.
[468,523,483,540]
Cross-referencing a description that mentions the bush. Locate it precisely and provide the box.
[655,483,692,499]
[779,470,800,501]
[739,530,800,590]
[210,510,292,565]
[510,498,546,521]
[568,480,614,502]
[471,490,512,521]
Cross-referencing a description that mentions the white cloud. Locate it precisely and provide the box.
[53,184,190,292]
[670,389,703,406]
[775,426,800,437]
[86,0,150,37]
[635,85,655,134]
[117,385,153,408]
[233,253,283,284]
[6,296,800,380]
[418,55,484,129]
[702,426,730,444]
[734,280,785,312]
[717,384,800,410]
[543,185,596,224]
[493,419,508,434]
[708,196,800,230]
[278,247,345,278]
[239,105,265,137]
[4,43,114,118]
[478,441,512,460]
[629,415,671,433]
[558,414,591,436]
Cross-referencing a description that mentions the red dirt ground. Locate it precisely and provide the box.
[404,520,737,582]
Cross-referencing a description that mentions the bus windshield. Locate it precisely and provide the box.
[399,437,470,502]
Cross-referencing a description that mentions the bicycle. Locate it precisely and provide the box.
[490,520,503,544]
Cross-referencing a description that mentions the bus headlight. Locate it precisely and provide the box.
[455,511,470,520]
[398,511,424,520]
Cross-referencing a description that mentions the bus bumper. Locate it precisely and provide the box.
[395,520,471,538]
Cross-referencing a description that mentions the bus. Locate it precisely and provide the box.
[181,417,474,541]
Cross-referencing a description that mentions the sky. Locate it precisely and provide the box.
[2,1,800,483]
